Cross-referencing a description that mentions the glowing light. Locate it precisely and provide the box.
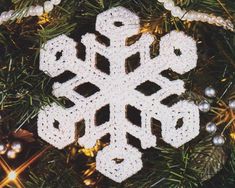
[0,146,51,187]
[8,171,17,181]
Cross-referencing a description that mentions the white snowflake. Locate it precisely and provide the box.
[38,6,200,182]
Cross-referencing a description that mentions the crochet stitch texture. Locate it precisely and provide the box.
[38,6,200,182]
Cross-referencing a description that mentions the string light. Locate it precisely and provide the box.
[0,155,23,188]
[38,13,51,25]
[8,171,17,181]
[0,146,51,187]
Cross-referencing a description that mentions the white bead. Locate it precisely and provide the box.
[164,1,174,10]
[11,141,22,153]
[200,13,209,22]
[198,100,210,112]
[213,135,225,146]
[7,10,15,20]
[204,86,216,98]
[172,7,183,17]
[51,0,61,5]
[216,16,224,26]
[44,1,54,13]
[229,99,235,110]
[207,15,215,24]
[0,143,7,155]
[205,122,217,134]
[35,5,44,16]
[184,12,194,21]
[225,20,234,30]
[188,11,199,21]
[28,6,36,16]
[7,149,17,159]
[1,11,8,21]
[5,11,13,20]
[195,13,203,21]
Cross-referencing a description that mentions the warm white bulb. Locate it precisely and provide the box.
[8,171,17,181]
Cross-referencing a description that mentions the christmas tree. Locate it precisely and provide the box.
[0,0,235,187]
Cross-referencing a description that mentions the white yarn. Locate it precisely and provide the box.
[0,0,61,25]
[158,0,234,31]
[38,6,200,182]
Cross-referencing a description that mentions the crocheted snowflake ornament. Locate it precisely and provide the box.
[38,7,200,182]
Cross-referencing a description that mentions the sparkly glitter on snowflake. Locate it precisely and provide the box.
[38,7,200,182]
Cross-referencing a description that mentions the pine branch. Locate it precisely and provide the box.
[24,147,86,188]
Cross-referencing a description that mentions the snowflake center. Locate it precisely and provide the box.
[105,77,131,101]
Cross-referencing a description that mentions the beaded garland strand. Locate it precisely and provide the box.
[158,0,234,31]
[0,0,233,31]
[0,0,61,25]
